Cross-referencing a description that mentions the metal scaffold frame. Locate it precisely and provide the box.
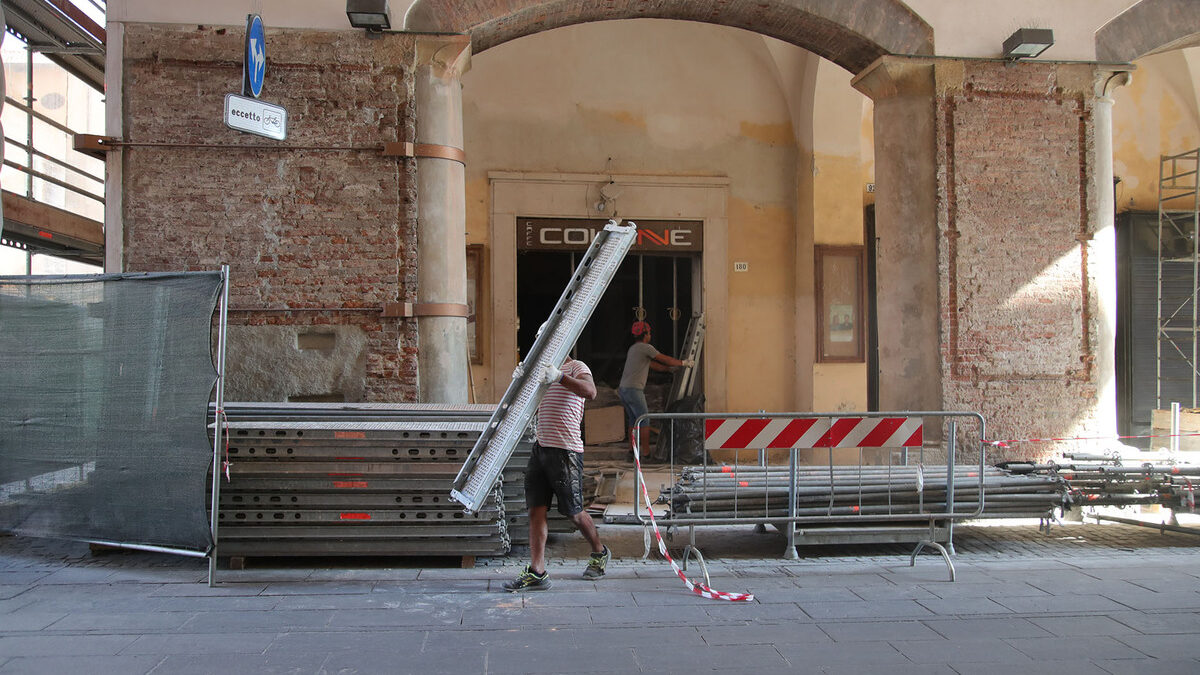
[1156,148,1200,409]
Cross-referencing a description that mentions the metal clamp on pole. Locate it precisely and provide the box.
[380,141,466,165]
[381,302,470,318]
[73,134,119,159]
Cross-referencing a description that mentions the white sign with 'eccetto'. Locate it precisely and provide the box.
[224,93,287,141]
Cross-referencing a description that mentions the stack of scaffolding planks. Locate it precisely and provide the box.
[209,402,531,563]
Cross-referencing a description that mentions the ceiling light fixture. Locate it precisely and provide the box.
[1002,28,1054,61]
[347,0,391,33]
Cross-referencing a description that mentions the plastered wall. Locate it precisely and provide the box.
[1112,50,1200,210]
[463,20,812,413]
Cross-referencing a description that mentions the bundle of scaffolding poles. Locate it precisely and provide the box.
[995,452,1200,512]
[661,464,1063,520]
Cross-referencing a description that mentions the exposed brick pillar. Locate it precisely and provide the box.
[856,56,1132,461]
[414,36,471,403]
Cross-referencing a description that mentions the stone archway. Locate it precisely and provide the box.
[1097,0,1200,63]
[402,0,932,74]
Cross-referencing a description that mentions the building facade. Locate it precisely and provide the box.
[99,0,1200,461]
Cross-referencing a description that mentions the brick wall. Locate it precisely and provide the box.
[936,62,1103,462]
[121,24,419,401]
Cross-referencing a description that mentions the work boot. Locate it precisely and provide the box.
[583,545,611,579]
[504,565,551,592]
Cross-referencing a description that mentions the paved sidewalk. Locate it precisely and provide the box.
[0,520,1199,673]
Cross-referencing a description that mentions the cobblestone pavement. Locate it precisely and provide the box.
[0,520,1198,674]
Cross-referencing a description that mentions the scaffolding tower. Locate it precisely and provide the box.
[1157,148,1200,410]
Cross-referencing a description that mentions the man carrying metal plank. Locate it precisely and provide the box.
[504,356,611,591]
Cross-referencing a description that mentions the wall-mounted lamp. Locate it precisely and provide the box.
[1001,28,1054,60]
[594,180,622,213]
[347,0,391,32]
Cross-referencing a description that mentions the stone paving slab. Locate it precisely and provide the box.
[0,521,1196,672]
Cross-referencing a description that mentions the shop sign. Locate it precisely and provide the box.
[518,218,702,252]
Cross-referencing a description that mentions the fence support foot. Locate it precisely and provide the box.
[910,539,955,582]
[681,545,712,588]
[784,545,799,560]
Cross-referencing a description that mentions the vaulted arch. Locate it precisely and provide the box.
[1097,0,1200,63]
[402,0,932,74]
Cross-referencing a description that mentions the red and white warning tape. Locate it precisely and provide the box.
[988,431,1200,448]
[631,445,754,602]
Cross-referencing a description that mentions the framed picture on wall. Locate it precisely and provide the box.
[816,245,865,362]
[466,244,483,364]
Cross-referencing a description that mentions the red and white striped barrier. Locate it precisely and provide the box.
[704,416,923,450]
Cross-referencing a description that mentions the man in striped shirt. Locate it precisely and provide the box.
[504,356,611,592]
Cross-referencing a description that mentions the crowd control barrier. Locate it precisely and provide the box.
[634,411,990,582]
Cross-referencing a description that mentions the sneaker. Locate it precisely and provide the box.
[504,565,551,592]
[583,545,611,579]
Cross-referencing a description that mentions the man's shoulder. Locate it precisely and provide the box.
[565,359,592,377]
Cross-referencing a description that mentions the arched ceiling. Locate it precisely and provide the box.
[1097,0,1200,63]
[403,0,933,75]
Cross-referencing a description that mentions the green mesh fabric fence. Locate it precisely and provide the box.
[0,272,222,553]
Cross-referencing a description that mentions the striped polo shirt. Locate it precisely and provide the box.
[535,359,591,453]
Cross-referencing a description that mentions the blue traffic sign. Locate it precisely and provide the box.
[244,14,265,98]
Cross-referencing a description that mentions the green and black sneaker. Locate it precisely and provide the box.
[583,545,611,579]
[504,565,551,592]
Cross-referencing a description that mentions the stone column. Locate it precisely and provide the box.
[1092,69,1134,440]
[414,36,471,403]
[851,57,941,414]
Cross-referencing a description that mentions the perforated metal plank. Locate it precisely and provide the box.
[216,524,507,539]
[222,421,487,433]
[451,220,637,512]
[666,312,705,406]
[220,492,499,509]
[225,440,483,462]
[215,538,510,556]
[218,508,502,523]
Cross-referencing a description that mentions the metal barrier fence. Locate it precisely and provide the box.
[634,411,990,582]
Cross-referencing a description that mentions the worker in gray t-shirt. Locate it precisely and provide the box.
[617,320,693,453]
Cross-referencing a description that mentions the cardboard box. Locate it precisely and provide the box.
[1152,408,1200,433]
[585,405,625,445]
[1151,408,1200,451]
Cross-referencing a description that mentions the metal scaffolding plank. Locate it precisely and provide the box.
[666,312,705,407]
[451,219,637,512]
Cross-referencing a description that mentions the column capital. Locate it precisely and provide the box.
[1096,67,1134,99]
[851,55,935,101]
[416,34,472,79]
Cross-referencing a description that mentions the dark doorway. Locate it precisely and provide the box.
[866,204,879,411]
[517,251,695,388]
